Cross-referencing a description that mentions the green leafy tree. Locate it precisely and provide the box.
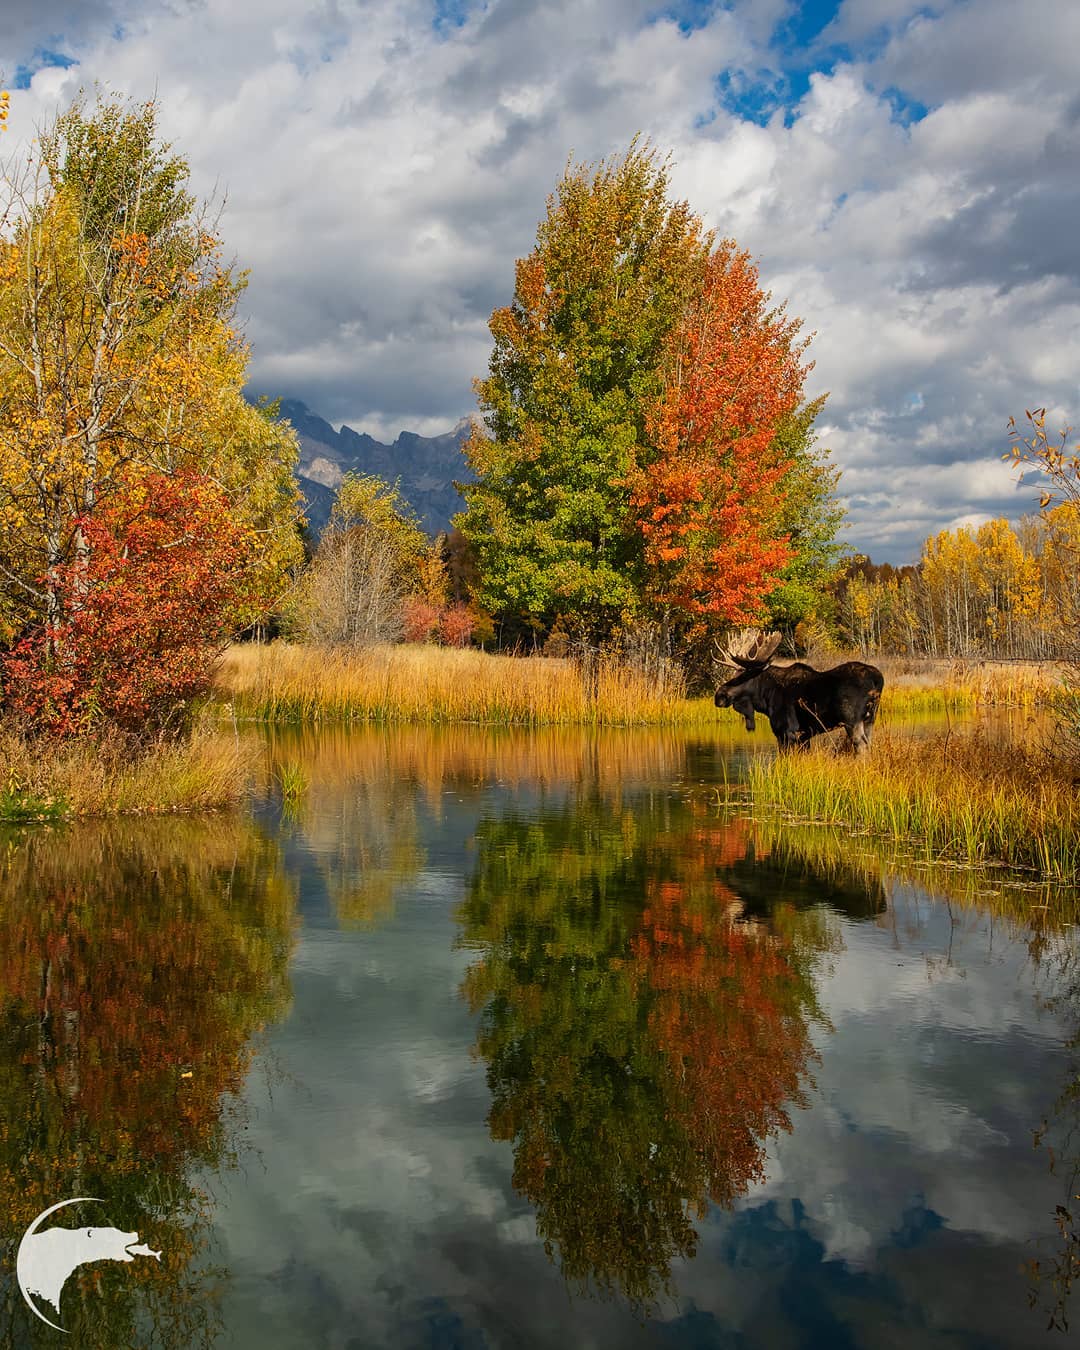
[458,140,710,641]
[763,397,848,638]
[460,140,845,655]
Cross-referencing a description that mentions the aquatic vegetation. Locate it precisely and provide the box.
[275,759,309,807]
[744,727,1080,882]
[0,725,258,818]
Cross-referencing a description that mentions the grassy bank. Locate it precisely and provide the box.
[217,642,1068,727]
[872,655,1065,714]
[0,726,259,820]
[743,728,1080,882]
[750,812,1080,926]
[217,641,716,726]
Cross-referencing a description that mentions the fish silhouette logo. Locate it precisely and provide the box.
[16,1197,162,1333]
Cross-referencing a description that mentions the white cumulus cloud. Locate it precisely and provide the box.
[1,0,1077,559]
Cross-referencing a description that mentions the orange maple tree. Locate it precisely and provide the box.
[632,240,811,625]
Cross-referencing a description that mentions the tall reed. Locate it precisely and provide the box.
[0,725,258,819]
[217,642,718,726]
[745,728,1080,882]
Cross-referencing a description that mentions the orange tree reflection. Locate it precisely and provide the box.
[0,816,295,1347]
[458,798,842,1306]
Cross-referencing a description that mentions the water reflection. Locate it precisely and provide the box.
[261,723,748,930]
[257,722,1080,1341]
[4,724,1072,1345]
[0,817,295,1346]
[456,798,870,1306]
[1028,936,1080,1331]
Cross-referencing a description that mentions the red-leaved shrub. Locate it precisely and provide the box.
[2,472,250,738]
[402,597,441,644]
[439,603,475,648]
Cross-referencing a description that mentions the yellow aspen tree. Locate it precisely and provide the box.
[0,95,301,639]
[1007,408,1080,754]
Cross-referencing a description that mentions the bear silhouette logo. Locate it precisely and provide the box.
[17,1197,162,1332]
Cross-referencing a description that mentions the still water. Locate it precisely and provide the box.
[1,724,1078,1348]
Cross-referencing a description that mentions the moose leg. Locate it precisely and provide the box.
[849,720,872,755]
[769,704,803,751]
[851,689,881,755]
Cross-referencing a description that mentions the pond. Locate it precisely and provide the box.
[1,724,1078,1348]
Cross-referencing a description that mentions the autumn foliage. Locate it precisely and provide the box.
[461,141,828,645]
[633,242,809,624]
[402,598,478,646]
[2,472,250,737]
[0,94,301,741]
[401,597,442,643]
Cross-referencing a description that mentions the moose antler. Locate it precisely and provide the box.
[714,628,783,669]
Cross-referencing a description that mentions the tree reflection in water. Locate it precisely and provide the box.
[1028,924,1080,1332]
[458,797,874,1307]
[0,817,295,1347]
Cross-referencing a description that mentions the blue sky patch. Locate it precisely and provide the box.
[653,0,719,34]
[774,0,844,51]
[432,0,472,34]
[882,85,929,125]
[707,2,849,127]
[706,1,934,131]
[13,49,77,90]
[715,69,784,127]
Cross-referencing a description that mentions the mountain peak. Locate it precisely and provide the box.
[273,397,473,537]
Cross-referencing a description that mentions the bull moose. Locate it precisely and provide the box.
[714,630,884,754]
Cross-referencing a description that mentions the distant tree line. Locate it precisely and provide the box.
[835,507,1079,661]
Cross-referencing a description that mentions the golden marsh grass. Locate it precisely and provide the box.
[744,726,1080,882]
[873,655,1065,712]
[217,643,1068,728]
[749,812,1080,932]
[217,641,716,726]
[0,725,259,819]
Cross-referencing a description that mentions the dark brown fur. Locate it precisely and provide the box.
[715,658,885,754]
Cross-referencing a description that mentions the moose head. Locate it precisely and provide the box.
[713,629,784,733]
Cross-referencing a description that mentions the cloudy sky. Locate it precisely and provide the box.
[2,0,1078,562]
